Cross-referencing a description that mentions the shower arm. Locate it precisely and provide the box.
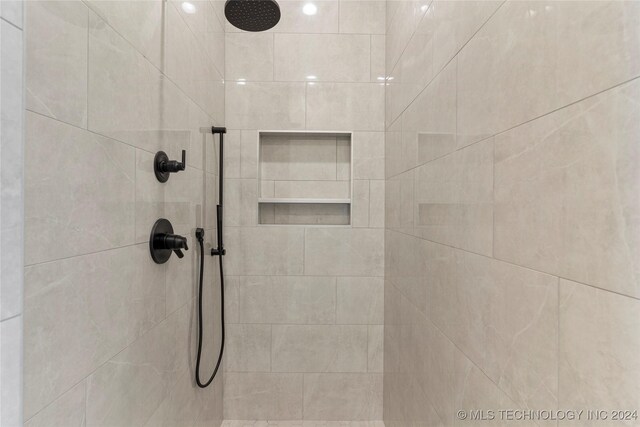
[210,126,226,257]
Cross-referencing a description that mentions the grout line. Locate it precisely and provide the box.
[385,228,640,302]
[0,15,22,31]
[385,73,640,182]
[0,313,21,323]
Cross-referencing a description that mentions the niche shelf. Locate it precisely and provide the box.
[257,131,352,226]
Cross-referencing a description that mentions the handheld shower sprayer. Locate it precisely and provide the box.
[195,126,227,389]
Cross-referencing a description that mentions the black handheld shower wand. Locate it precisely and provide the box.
[195,125,227,389]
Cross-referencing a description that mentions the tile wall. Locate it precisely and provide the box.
[384,1,640,426]
[223,0,386,420]
[22,1,225,426]
[1,1,24,425]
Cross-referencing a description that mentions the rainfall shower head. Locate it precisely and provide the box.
[225,0,281,32]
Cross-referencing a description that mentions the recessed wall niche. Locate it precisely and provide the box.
[258,131,352,226]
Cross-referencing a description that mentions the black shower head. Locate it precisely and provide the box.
[225,0,281,32]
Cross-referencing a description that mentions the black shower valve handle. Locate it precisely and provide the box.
[154,150,186,183]
[161,150,186,173]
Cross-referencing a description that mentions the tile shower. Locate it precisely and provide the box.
[0,0,637,426]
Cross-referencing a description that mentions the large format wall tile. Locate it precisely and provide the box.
[24,381,86,427]
[25,112,135,265]
[413,138,493,256]
[303,373,383,420]
[88,10,191,153]
[234,276,336,324]
[339,1,385,35]
[166,3,224,119]
[226,82,306,130]
[0,18,24,321]
[24,244,165,419]
[559,280,640,426]
[85,307,186,427]
[0,316,22,427]
[85,0,164,70]
[26,1,88,128]
[275,34,370,82]
[336,277,384,325]
[495,80,640,298]
[226,324,272,372]
[306,83,385,131]
[305,228,384,277]
[272,325,368,373]
[458,1,640,146]
[224,373,304,420]
[226,33,274,81]
[225,227,305,275]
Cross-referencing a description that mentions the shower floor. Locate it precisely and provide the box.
[222,421,385,427]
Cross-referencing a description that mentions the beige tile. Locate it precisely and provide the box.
[273,180,350,200]
[241,130,259,179]
[453,349,517,427]
[272,325,368,373]
[164,165,205,232]
[353,132,385,180]
[559,280,640,426]
[24,244,165,419]
[337,136,351,181]
[303,373,383,420]
[494,80,640,298]
[413,138,493,256]
[385,170,414,235]
[426,246,559,413]
[368,180,385,229]
[385,0,429,76]
[225,227,305,275]
[226,33,274,81]
[24,381,86,427]
[26,1,88,128]
[385,7,434,125]
[384,118,403,178]
[225,179,258,226]
[401,58,456,168]
[226,324,272,372]
[170,0,225,74]
[236,276,336,324]
[87,10,191,153]
[0,0,22,28]
[166,4,224,118]
[85,307,186,427]
[384,230,427,315]
[275,34,370,82]
[306,83,384,131]
[261,134,338,181]
[339,0,385,34]
[430,0,502,75]
[457,1,640,147]
[336,277,384,325]
[305,228,384,277]
[224,373,303,420]
[25,112,135,265]
[352,180,370,228]
[367,326,384,374]
[227,82,306,130]
[0,16,23,321]
[0,316,22,427]
[370,35,385,83]
[85,0,164,69]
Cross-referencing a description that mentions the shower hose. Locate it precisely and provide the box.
[195,228,225,388]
